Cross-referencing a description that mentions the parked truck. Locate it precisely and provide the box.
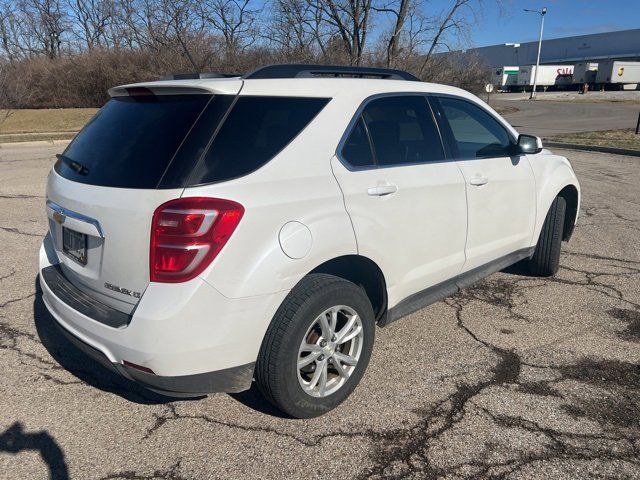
[516,64,575,91]
[595,60,640,89]
[572,62,598,85]
[493,66,520,91]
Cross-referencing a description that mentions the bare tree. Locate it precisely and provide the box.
[17,0,69,58]
[320,0,374,66]
[373,0,411,66]
[198,0,259,57]
[419,0,477,76]
[67,0,115,50]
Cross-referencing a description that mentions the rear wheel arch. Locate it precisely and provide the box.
[307,255,387,323]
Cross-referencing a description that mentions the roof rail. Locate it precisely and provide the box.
[160,72,241,81]
[244,64,420,81]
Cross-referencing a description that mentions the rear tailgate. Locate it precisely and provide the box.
[46,178,182,313]
[46,81,241,313]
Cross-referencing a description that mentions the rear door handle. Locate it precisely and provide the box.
[367,184,398,196]
[469,176,489,186]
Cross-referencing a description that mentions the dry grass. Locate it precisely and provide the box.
[552,129,640,150]
[0,108,97,135]
[492,104,519,116]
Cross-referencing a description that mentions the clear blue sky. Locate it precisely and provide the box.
[466,0,640,47]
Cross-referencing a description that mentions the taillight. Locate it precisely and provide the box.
[150,197,244,283]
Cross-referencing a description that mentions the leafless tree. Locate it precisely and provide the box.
[67,0,115,49]
[418,0,478,76]
[373,0,411,66]
[197,0,259,57]
[320,0,374,66]
[18,0,69,58]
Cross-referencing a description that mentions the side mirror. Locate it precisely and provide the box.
[517,134,543,154]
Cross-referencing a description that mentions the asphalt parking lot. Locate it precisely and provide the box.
[0,142,639,479]
[494,96,640,137]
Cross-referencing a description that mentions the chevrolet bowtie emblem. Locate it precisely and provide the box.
[53,211,66,225]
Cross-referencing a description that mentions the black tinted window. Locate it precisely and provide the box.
[341,117,374,167]
[438,97,512,159]
[190,96,330,184]
[362,96,444,166]
[56,94,212,189]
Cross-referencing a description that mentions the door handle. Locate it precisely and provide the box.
[469,176,489,186]
[367,184,398,196]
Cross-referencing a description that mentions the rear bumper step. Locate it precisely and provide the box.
[41,265,131,329]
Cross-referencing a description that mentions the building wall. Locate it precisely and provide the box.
[451,29,640,68]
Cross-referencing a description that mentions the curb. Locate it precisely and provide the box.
[544,141,640,157]
[0,138,72,148]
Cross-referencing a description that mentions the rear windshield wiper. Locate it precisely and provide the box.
[56,154,89,176]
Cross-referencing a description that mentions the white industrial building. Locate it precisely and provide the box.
[454,28,640,68]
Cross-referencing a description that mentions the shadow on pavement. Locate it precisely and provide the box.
[0,422,69,480]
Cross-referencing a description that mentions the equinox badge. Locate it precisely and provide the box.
[104,282,142,299]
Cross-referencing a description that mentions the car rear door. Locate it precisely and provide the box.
[430,95,536,273]
[330,94,468,308]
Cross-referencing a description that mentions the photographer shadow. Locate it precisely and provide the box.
[0,422,69,480]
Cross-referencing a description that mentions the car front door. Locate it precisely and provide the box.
[331,94,468,309]
[430,95,536,273]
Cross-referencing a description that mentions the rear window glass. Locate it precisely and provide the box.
[188,96,330,185]
[55,94,212,189]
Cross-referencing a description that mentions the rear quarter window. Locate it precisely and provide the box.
[187,96,330,185]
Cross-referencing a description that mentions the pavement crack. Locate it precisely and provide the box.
[0,193,45,199]
[0,226,44,238]
[98,460,189,480]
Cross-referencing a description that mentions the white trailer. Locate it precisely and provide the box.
[596,60,640,85]
[516,65,575,89]
[492,66,519,90]
[573,62,598,84]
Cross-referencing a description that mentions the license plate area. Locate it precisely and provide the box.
[62,227,88,266]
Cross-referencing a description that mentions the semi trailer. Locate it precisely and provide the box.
[493,66,519,90]
[595,61,640,88]
[572,62,598,84]
[516,64,575,90]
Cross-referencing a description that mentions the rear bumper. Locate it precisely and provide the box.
[51,318,254,396]
[39,234,288,395]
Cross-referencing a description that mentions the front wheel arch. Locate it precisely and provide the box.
[557,184,579,241]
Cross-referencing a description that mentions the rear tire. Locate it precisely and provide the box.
[255,274,375,418]
[526,196,566,276]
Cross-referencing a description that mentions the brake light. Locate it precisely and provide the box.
[150,197,244,283]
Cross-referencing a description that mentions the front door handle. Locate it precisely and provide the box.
[469,176,489,186]
[367,184,398,196]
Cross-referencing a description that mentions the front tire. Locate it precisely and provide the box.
[255,274,375,418]
[526,196,566,276]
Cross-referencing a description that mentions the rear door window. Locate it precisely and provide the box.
[56,94,214,189]
[188,96,330,185]
[360,95,445,166]
[341,117,375,168]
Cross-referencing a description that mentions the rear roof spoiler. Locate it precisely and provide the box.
[108,79,243,98]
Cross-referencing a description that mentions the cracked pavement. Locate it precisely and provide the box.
[0,142,638,479]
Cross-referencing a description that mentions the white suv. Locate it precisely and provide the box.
[39,64,580,418]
